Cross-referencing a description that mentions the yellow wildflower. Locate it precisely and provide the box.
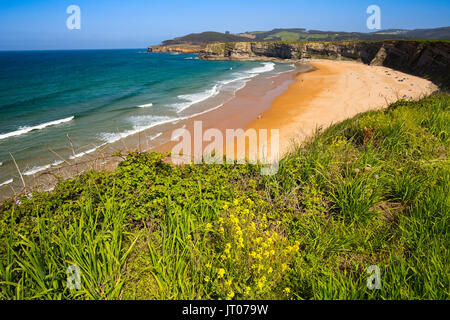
[226,290,235,300]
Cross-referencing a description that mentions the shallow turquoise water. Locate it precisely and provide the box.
[0,49,293,187]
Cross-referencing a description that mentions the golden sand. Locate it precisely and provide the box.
[246,60,438,157]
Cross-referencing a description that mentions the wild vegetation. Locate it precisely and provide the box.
[159,27,450,46]
[0,94,448,300]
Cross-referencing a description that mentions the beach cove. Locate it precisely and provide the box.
[0,57,438,202]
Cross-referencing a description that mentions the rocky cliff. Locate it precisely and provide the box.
[147,45,204,54]
[202,41,450,90]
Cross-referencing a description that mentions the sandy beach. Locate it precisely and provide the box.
[155,59,439,162]
[246,60,439,157]
[0,59,439,201]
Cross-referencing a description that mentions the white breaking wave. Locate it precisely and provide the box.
[99,116,175,144]
[170,62,276,114]
[175,84,220,113]
[0,116,74,141]
[24,164,51,176]
[69,145,105,160]
[0,179,13,187]
[23,159,66,176]
[217,62,276,89]
[52,160,64,166]
[247,62,276,74]
[137,103,153,108]
[149,132,163,140]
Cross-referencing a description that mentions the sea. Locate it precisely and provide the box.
[0,49,294,190]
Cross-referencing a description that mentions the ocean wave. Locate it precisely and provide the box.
[247,62,276,74]
[69,145,106,160]
[0,116,74,141]
[23,164,52,176]
[175,85,220,113]
[99,116,175,144]
[217,62,276,89]
[22,157,71,176]
[149,132,163,140]
[0,179,13,187]
[52,160,64,166]
[137,103,153,108]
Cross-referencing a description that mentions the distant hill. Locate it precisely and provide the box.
[156,27,450,46]
[162,31,251,46]
[245,26,450,42]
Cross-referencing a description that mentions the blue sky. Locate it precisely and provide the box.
[0,0,448,50]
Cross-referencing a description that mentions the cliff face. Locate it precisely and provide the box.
[203,41,450,90]
[147,45,204,54]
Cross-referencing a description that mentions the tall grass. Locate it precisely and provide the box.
[0,94,448,300]
[0,182,137,299]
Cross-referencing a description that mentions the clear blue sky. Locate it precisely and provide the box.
[0,0,448,50]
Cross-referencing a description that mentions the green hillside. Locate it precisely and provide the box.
[0,94,448,300]
[247,27,450,42]
[162,31,250,46]
[155,27,450,46]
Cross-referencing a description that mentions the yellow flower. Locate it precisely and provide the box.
[226,290,235,300]
[217,268,225,279]
[283,287,291,295]
[256,276,266,291]
[204,276,210,283]
[205,262,212,269]
[205,223,212,230]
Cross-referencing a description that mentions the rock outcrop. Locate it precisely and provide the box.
[147,45,204,54]
[202,41,450,90]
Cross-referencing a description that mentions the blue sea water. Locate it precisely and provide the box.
[0,49,293,188]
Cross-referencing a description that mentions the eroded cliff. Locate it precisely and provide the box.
[202,41,450,90]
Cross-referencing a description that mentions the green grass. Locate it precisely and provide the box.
[265,32,331,42]
[0,94,449,300]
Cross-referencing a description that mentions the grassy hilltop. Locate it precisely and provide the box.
[0,94,449,300]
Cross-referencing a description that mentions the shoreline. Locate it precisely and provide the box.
[0,59,439,203]
[0,62,307,202]
[246,59,439,157]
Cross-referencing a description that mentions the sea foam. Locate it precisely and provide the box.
[23,164,51,176]
[175,85,220,113]
[137,103,153,108]
[0,116,74,141]
[0,179,13,187]
[99,116,175,144]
